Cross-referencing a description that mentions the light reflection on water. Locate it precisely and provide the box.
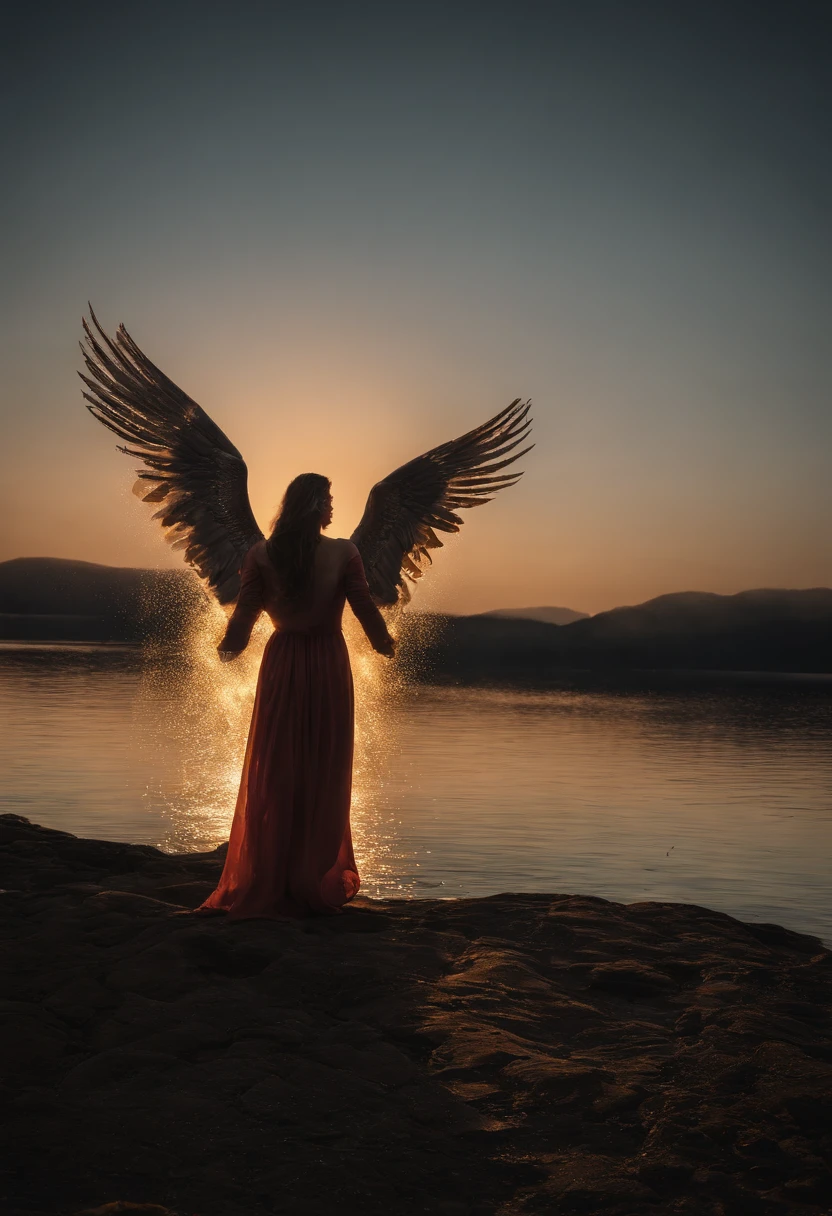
[0,641,830,943]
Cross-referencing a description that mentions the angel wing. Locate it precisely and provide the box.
[351,399,532,606]
[79,309,264,604]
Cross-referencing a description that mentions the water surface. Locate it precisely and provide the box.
[1,641,830,943]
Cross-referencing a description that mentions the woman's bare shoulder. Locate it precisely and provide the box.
[239,539,268,575]
[319,537,359,574]
[320,536,358,555]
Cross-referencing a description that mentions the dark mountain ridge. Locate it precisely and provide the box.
[418,587,832,678]
[1,557,830,672]
[569,587,832,637]
[477,605,589,625]
[0,557,203,642]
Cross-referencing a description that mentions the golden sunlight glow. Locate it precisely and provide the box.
[138,589,436,896]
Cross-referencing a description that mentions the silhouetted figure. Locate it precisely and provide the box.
[79,309,532,914]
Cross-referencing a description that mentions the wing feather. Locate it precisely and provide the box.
[351,399,533,605]
[79,308,264,604]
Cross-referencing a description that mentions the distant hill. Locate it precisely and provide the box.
[478,605,589,626]
[401,588,832,678]
[2,560,831,674]
[0,557,205,642]
[568,589,832,639]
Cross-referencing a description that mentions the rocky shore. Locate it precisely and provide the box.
[1,814,831,1216]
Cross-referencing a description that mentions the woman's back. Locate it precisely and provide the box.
[221,536,392,651]
[255,535,355,632]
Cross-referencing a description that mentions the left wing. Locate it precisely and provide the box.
[351,399,532,606]
[79,308,264,604]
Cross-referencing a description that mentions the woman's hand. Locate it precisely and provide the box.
[218,649,242,663]
[377,634,396,659]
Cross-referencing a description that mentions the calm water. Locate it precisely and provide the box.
[1,641,830,944]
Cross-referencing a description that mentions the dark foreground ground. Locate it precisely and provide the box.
[1,815,831,1216]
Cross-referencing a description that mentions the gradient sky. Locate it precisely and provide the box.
[1,0,829,614]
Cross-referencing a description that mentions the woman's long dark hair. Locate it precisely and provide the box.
[266,473,331,604]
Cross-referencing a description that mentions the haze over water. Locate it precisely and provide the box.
[2,642,830,946]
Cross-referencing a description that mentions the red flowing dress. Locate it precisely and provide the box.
[199,540,392,919]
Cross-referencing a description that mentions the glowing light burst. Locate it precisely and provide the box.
[138,589,443,895]
[137,595,271,852]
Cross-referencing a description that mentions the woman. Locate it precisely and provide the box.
[199,472,396,919]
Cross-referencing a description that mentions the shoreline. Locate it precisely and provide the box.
[2,814,831,1216]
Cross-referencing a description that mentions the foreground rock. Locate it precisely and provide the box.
[1,815,830,1216]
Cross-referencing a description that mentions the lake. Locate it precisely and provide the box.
[1,636,830,944]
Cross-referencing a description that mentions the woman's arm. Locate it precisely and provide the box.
[217,548,265,658]
[344,551,396,656]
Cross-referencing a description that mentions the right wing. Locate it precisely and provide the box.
[351,399,532,606]
[79,308,264,604]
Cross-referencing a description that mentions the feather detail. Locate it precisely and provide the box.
[351,398,533,605]
[79,308,264,604]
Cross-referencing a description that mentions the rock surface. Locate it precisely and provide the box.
[1,813,831,1216]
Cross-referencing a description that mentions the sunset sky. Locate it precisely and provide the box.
[1,1,829,615]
